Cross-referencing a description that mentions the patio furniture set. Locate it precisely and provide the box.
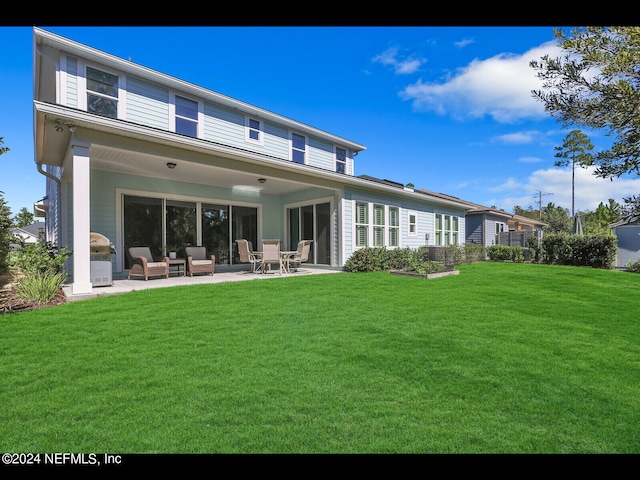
[236,239,312,275]
[126,240,311,281]
[127,246,215,281]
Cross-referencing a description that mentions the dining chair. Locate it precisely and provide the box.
[287,240,312,272]
[236,239,262,273]
[260,239,283,274]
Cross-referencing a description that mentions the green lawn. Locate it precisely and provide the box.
[1,262,638,453]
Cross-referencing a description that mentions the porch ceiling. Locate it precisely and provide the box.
[88,144,315,196]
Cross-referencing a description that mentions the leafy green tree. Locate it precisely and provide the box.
[554,130,594,217]
[542,202,572,233]
[582,199,623,234]
[14,207,35,228]
[531,27,640,180]
[0,191,12,274]
[0,137,8,157]
[513,205,540,221]
[622,194,640,218]
[0,136,12,273]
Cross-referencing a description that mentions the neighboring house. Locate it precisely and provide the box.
[33,28,471,295]
[610,216,640,268]
[415,190,546,247]
[11,222,45,245]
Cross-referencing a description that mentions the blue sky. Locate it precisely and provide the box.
[2,26,639,219]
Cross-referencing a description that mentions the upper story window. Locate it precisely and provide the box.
[335,147,346,174]
[291,133,306,164]
[245,117,263,145]
[86,66,118,119]
[175,95,198,138]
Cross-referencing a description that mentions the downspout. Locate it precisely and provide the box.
[35,44,63,252]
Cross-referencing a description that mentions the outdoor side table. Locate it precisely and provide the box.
[167,258,186,277]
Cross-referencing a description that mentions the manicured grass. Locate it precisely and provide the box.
[1,262,638,453]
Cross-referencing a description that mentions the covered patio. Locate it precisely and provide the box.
[63,265,341,302]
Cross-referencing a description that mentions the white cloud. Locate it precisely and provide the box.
[494,130,543,145]
[400,40,561,123]
[454,38,474,48]
[518,156,544,163]
[372,47,426,75]
[486,166,640,213]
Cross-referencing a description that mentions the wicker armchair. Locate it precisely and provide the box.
[127,247,169,281]
[185,246,215,276]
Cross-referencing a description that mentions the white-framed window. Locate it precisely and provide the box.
[389,206,399,247]
[495,222,506,234]
[355,201,368,247]
[408,210,417,237]
[355,202,400,248]
[436,213,461,246]
[86,66,119,119]
[335,146,346,174]
[245,117,263,145]
[291,132,306,164]
[174,95,199,138]
[373,204,385,247]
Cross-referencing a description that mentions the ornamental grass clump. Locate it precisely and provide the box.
[9,241,71,304]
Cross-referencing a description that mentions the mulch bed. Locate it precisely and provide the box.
[0,273,66,314]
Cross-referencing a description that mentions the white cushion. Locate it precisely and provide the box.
[192,260,212,266]
[148,262,166,267]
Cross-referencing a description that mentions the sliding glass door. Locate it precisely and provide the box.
[124,194,258,267]
[287,201,332,266]
[123,195,162,268]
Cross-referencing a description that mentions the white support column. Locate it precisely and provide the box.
[71,145,92,295]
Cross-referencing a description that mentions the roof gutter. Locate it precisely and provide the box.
[35,43,63,251]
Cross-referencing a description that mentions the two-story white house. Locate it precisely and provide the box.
[33,27,471,295]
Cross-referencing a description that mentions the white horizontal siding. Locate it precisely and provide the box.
[126,76,169,130]
[308,137,334,170]
[203,102,245,146]
[66,56,78,108]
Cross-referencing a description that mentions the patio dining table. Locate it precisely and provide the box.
[279,250,298,274]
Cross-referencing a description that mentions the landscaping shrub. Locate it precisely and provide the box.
[487,245,525,262]
[343,247,445,274]
[628,259,640,273]
[541,232,616,269]
[14,272,67,304]
[462,243,486,263]
[8,241,72,303]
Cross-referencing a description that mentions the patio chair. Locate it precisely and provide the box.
[259,239,284,274]
[185,246,216,277]
[287,240,312,272]
[127,246,169,281]
[236,239,262,273]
